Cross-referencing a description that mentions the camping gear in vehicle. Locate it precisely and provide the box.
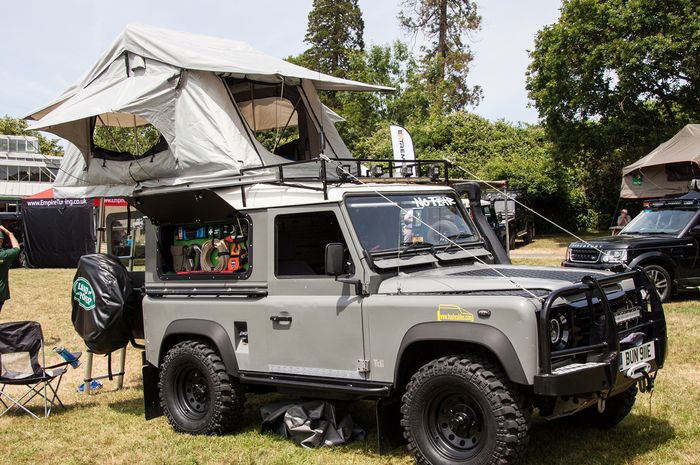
[71,254,143,354]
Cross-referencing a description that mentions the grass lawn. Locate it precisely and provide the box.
[1,244,699,465]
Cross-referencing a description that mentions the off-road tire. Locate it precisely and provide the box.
[159,340,245,434]
[401,355,530,465]
[642,264,672,302]
[577,385,637,430]
[523,225,534,245]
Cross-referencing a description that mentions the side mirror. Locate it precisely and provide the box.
[691,225,700,235]
[325,243,345,276]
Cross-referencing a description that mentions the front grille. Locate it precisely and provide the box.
[570,248,600,263]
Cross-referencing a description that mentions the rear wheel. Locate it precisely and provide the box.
[159,340,245,434]
[401,355,529,465]
[643,264,672,302]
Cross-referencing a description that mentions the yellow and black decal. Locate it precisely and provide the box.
[436,304,474,322]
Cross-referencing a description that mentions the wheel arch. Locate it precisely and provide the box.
[629,252,677,279]
[159,319,239,377]
[393,322,529,391]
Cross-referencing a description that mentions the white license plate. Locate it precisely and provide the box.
[619,341,655,371]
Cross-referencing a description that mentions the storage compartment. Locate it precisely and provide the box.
[128,189,253,280]
[158,217,252,279]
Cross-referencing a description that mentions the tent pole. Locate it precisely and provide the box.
[85,197,106,395]
[504,185,510,257]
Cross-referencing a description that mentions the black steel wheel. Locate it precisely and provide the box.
[643,264,672,302]
[159,340,245,434]
[402,355,529,465]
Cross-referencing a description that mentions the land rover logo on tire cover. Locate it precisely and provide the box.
[73,277,96,311]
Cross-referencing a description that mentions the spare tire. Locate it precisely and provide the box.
[71,254,143,354]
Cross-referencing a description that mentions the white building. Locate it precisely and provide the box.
[0,135,61,211]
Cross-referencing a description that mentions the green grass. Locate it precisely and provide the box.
[1,255,699,464]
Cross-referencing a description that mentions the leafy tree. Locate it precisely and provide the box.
[399,0,482,112]
[337,42,429,151]
[527,0,700,225]
[0,115,63,156]
[93,125,161,156]
[302,0,365,78]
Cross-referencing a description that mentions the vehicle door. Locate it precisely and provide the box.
[263,205,366,381]
[683,211,700,283]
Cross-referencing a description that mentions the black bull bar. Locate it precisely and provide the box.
[534,267,667,396]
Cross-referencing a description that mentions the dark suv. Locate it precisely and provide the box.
[484,190,535,248]
[564,192,700,301]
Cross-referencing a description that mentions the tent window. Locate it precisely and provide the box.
[227,79,320,162]
[92,117,167,161]
[666,162,699,182]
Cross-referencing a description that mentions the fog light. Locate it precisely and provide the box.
[429,164,441,182]
[401,165,413,177]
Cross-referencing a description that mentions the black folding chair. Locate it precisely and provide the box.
[0,321,81,419]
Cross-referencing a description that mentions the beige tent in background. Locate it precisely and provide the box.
[620,124,700,199]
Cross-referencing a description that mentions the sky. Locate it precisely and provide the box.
[0,0,562,125]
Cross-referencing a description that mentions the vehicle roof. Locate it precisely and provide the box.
[216,181,455,210]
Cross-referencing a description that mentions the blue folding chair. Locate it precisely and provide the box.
[0,321,81,418]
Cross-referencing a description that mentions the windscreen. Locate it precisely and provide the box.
[345,193,476,253]
[622,209,696,235]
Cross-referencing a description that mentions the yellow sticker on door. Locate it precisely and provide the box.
[437,304,474,322]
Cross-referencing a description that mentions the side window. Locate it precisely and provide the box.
[275,211,351,277]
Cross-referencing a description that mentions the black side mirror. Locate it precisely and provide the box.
[325,243,345,276]
[691,225,700,235]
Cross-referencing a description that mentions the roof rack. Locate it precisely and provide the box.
[239,157,453,201]
[135,157,459,205]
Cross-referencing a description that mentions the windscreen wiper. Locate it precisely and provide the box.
[442,232,476,253]
[399,241,435,257]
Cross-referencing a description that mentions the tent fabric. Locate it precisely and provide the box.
[20,198,95,268]
[621,124,700,199]
[26,24,387,198]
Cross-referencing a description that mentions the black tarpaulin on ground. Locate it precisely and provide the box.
[20,198,95,268]
[72,254,143,354]
[261,400,365,448]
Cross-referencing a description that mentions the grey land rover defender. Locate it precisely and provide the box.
[111,158,667,465]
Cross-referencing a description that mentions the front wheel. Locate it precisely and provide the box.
[159,340,245,434]
[401,355,529,465]
[643,264,672,302]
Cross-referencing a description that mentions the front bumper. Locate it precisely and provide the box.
[533,268,667,396]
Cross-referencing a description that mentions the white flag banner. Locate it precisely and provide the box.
[390,125,416,176]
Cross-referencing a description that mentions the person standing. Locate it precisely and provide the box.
[0,225,20,313]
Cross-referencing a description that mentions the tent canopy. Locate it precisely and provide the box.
[620,124,700,199]
[26,24,391,198]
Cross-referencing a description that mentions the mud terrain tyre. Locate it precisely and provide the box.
[401,355,529,465]
[159,340,245,434]
[577,385,637,430]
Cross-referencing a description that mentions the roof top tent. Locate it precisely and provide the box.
[621,124,700,199]
[25,24,392,199]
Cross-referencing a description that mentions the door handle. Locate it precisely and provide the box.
[270,315,292,323]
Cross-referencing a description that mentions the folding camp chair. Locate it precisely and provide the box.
[0,321,81,419]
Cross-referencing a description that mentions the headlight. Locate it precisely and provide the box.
[601,249,627,263]
[565,247,571,261]
[549,313,570,350]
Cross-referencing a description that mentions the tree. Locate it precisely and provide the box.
[0,115,63,156]
[93,125,161,156]
[527,0,700,224]
[399,0,482,113]
[302,0,365,78]
[337,42,430,151]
